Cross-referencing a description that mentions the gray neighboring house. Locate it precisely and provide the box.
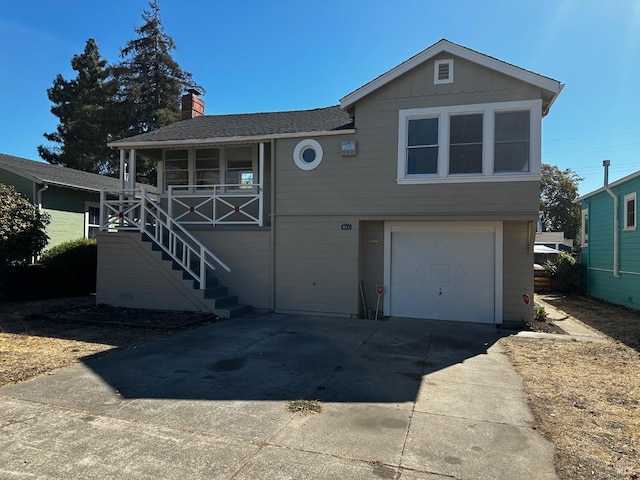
[96,39,563,323]
[0,153,153,250]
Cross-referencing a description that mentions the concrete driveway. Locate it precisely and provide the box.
[0,314,557,479]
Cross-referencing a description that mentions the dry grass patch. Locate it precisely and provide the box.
[0,297,211,386]
[501,294,640,480]
[286,399,324,415]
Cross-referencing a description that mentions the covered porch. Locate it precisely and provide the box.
[101,141,271,230]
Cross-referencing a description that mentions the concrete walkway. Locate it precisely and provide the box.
[0,314,558,479]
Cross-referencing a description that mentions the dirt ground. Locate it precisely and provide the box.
[1,294,639,479]
[0,296,216,386]
[501,294,640,480]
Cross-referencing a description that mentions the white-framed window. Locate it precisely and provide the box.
[85,202,100,239]
[226,146,255,190]
[406,116,439,175]
[397,100,542,184]
[624,192,637,230]
[434,59,453,84]
[494,110,531,173]
[581,209,589,246]
[449,113,483,174]
[195,148,221,186]
[164,149,189,187]
[160,146,257,192]
[293,139,323,171]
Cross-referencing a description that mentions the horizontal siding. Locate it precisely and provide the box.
[373,52,539,107]
[274,216,359,316]
[43,186,99,212]
[44,209,85,248]
[0,169,34,201]
[581,175,639,309]
[187,229,272,309]
[588,269,640,311]
[502,222,534,324]
[274,54,544,219]
[96,232,213,312]
[359,221,384,316]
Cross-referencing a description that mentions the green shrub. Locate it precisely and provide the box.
[40,238,97,295]
[548,252,586,294]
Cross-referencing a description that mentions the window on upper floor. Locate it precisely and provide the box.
[407,117,439,175]
[449,113,483,174]
[581,209,589,246]
[624,192,637,230]
[494,110,531,173]
[164,149,189,187]
[397,100,542,184]
[161,146,257,193]
[226,146,254,190]
[195,148,221,185]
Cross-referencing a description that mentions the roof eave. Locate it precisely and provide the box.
[339,39,563,111]
[107,128,357,149]
[575,169,640,203]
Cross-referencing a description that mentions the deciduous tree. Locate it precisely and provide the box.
[0,184,50,268]
[540,163,583,241]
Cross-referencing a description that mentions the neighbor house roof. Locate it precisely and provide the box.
[340,39,564,115]
[0,153,155,193]
[575,169,640,203]
[108,106,354,148]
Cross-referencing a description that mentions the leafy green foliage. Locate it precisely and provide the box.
[534,306,548,322]
[0,184,50,268]
[40,238,98,295]
[540,164,583,242]
[546,252,586,294]
[38,38,118,174]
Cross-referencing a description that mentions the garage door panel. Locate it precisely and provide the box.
[390,228,495,323]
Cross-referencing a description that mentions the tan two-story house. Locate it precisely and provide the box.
[97,39,563,324]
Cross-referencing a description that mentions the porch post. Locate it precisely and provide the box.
[259,142,264,227]
[128,148,136,191]
[119,149,126,228]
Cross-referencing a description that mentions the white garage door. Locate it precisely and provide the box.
[385,223,501,323]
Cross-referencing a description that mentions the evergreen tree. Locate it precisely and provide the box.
[113,0,202,183]
[540,163,583,241]
[38,38,117,174]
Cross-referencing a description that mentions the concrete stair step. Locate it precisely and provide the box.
[215,303,252,319]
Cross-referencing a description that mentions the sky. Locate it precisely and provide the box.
[1,0,639,195]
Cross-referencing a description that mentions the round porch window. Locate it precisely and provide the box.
[293,139,323,170]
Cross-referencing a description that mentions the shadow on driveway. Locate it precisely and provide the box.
[80,313,509,403]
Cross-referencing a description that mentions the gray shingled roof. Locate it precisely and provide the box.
[0,153,155,193]
[109,106,354,146]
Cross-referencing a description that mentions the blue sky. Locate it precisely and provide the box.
[1,0,639,195]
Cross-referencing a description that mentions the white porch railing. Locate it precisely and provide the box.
[99,188,230,289]
[167,184,263,226]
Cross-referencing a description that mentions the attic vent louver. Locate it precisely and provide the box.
[434,59,453,85]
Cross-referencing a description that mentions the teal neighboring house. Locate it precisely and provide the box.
[576,166,640,310]
[0,153,152,250]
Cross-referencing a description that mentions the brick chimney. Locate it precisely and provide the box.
[181,89,204,119]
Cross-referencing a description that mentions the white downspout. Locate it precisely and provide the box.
[37,184,48,211]
[603,160,620,278]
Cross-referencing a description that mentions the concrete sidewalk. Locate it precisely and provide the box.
[0,314,558,479]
